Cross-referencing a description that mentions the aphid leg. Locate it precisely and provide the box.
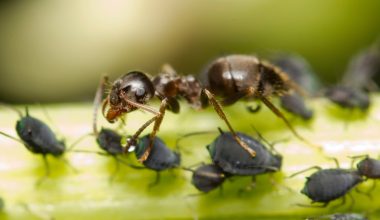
[136,99,168,163]
[238,176,257,196]
[94,75,110,135]
[218,184,224,196]
[109,156,121,183]
[201,89,256,157]
[66,133,93,152]
[329,195,346,210]
[260,96,321,150]
[148,172,161,188]
[296,202,329,208]
[36,155,50,187]
[355,184,373,200]
[288,166,322,178]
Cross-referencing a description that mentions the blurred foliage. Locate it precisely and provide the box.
[0,0,380,103]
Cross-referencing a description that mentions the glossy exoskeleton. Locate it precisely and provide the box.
[203,54,315,146]
[207,130,282,176]
[133,135,181,187]
[188,164,227,193]
[0,107,66,179]
[300,168,363,207]
[135,135,181,171]
[272,54,320,120]
[97,63,256,163]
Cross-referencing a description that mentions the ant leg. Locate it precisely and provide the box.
[36,155,50,187]
[260,96,320,150]
[94,75,110,135]
[134,99,168,162]
[202,89,256,157]
[288,166,322,178]
[148,172,161,188]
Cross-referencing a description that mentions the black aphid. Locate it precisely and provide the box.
[325,86,370,111]
[300,168,363,206]
[207,131,282,176]
[355,156,380,179]
[135,135,181,171]
[272,54,320,120]
[189,164,227,193]
[0,107,68,180]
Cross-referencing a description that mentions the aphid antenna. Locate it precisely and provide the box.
[0,102,23,118]
[69,149,145,170]
[250,125,284,155]
[175,130,216,152]
[36,104,66,141]
[287,166,322,179]
[325,156,340,168]
[65,132,94,152]
[348,154,370,169]
[0,131,24,145]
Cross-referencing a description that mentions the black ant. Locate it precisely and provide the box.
[97,54,315,163]
[0,106,76,183]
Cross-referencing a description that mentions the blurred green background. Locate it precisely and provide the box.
[0,0,380,103]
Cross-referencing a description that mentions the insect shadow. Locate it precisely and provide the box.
[0,106,78,186]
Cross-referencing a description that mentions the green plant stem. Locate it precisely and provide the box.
[1,97,380,220]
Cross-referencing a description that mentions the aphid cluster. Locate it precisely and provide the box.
[0,42,379,218]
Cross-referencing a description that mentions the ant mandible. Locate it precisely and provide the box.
[95,54,311,162]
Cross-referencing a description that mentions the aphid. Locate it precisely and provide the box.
[325,43,380,110]
[272,53,320,120]
[207,129,282,176]
[184,164,227,193]
[306,213,368,220]
[342,43,380,91]
[292,166,363,207]
[133,134,181,186]
[0,107,68,180]
[279,93,313,120]
[325,86,370,111]
[351,155,380,179]
[272,53,321,95]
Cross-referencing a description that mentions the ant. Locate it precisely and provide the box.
[97,54,314,163]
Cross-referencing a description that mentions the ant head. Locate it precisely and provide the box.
[115,71,155,105]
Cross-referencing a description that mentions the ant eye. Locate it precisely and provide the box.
[136,88,145,97]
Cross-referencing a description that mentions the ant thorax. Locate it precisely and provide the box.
[152,72,203,110]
